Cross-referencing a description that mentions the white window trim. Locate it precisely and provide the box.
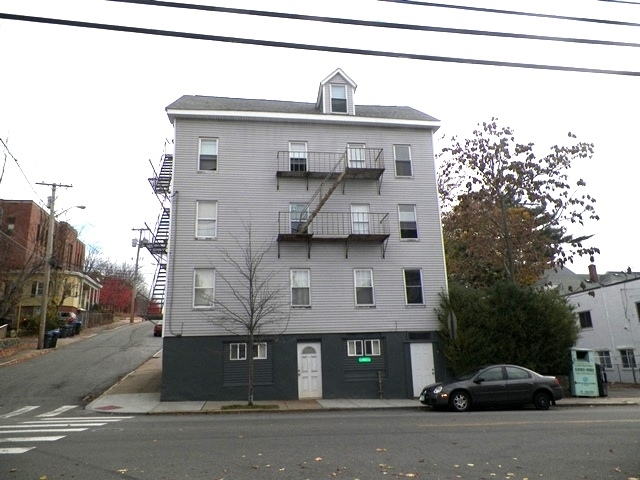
[230,343,247,361]
[347,339,381,357]
[351,204,370,235]
[354,268,375,307]
[198,138,219,172]
[330,84,347,113]
[195,200,218,239]
[347,143,366,168]
[289,141,308,172]
[229,342,267,360]
[393,144,413,177]
[253,342,267,360]
[398,204,419,240]
[193,268,215,309]
[291,269,311,307]
[403,268,425,306]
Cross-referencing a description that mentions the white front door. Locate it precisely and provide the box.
[410,343,435,397]
[297,342,322,399]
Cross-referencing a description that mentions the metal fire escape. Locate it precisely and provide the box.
[276,148,388,258]
[144,152,172,320]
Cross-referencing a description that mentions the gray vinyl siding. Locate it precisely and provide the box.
[164,116,446,338]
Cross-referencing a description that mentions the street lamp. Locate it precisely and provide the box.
[38,201,86,350]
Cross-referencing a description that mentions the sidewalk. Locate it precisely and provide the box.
[3,322,639,414]
[85,349,640,415]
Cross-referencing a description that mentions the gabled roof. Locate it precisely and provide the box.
[166,95,439,124]
[315,68,357,109]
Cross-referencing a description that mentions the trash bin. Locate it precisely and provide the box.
[44,329,59,348]
[58,324,71,338]
[595,363,608,397]
[71,320,82,335]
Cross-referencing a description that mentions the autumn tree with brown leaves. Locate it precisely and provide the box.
[438,118,599,287]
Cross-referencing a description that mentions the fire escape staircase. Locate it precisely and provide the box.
[277,149,390,259]
[144,153,172,320]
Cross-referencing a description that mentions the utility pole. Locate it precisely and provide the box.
[130,228,146,324]
[36,182,72,350]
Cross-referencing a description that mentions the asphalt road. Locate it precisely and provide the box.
[3,406,640,479]
[0,322,161,415]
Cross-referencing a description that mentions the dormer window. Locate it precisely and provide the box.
[330,84,347,113]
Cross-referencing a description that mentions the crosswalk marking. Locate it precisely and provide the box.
[0,408,132,455]
[0,406,39,419]
[23,417,131,423]
[0,428,88,434]
[0,447,35,454]
[36,405,77,417]
[0,436,65,442]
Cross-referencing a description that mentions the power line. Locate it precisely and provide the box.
[1,12,639,76]
[104,0,640,49]
[0,137,47,204]
[379,0,640,28]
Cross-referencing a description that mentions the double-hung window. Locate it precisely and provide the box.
[193,268,215,308]
[597,350,612,369]
[347,339,381,356]
[291,269,311,307]
[199,138,218,171]
[290,203,308,234]
[196,201,217,238]
[394,145,413,177]
[403,269,424,305]
[289,142,308,172]
[354,269,374,306]
[620,349,637,369]
[398,204,418,239]
[578,311,593,329]
[330,84,347,113]
[351,204,370,235]
[31,281,44,296]
[347,143,366,168]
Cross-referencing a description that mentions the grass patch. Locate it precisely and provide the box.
[221,404,280,411]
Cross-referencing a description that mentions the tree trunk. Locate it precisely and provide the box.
[247,330,254,406]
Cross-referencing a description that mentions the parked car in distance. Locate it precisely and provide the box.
[153,321,163,337]
[420,364,563,412]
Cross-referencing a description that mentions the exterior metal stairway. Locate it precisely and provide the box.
[298,153,347,234]
[144,152,172,320]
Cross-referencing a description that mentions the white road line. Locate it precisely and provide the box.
[2,423,106,428]
[0,428,87,434]
[23,418,129,423]
[0,447,35,454]
[0,436,65,442]
[36,405,77,417]
[0,406,39,419]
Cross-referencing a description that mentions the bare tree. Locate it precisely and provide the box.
[206,223,290,406]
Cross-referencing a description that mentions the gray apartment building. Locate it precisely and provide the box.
[159,69,448,401]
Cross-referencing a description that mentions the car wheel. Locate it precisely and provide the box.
[450,391,471,412]
[533,392,551,410]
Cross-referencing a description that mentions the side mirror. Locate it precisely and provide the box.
[474,377,484,384]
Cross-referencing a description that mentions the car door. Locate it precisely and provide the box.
[504,366,535,404]
[468,366,507,406]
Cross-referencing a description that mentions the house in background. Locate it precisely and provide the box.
[0,199,101,328]
[159,69,448,401]
[538,264,640,383]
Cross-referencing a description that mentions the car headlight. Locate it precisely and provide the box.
[433,385,443,394]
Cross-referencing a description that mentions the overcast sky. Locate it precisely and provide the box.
[1,0,638,286]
